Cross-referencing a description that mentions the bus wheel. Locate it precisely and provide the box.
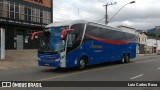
[125,54,130,63]
[79,59,86,70]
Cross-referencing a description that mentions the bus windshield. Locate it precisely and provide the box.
[38,26,68,54]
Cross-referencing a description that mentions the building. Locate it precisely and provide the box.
[145,39,160,53]
[0,0,53,49]
[136,32,147,54]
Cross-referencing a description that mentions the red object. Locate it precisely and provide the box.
[86,34,132,45]
[31,31,43,40]
[61,29,74,39]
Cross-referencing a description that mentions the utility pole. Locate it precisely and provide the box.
[103,2,117,24]
[156,26,160,53]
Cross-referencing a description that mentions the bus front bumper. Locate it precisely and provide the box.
[38,59,61,67]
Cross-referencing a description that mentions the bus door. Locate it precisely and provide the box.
[66,32,82,66]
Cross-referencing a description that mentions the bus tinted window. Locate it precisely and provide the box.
[84,25,136,42]
[70,24,84,41]
[67,24,85,53]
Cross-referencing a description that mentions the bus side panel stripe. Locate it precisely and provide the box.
[86,34,132,45]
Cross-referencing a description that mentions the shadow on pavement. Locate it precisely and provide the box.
[40,61,134,74]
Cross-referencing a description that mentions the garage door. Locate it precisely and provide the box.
[17,35,24,49]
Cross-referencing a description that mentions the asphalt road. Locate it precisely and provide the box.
[0,55,160,90]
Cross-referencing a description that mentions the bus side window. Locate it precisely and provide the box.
[67,33,76,47]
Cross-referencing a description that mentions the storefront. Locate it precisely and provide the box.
[0,0,53,49]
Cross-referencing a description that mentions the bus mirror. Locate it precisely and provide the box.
[31,31,43,40]
[61,29,74,40]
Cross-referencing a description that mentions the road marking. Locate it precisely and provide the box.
[36,59,158,81]
[130,74,144,80]
[157,68,160,70]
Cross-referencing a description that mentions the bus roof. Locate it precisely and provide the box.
[46,20,136,35]
[46,20,88,28]
[46,20,119,30]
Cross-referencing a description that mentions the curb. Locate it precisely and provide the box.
[136,54,157,56]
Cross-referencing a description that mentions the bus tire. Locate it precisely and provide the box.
[125,54,130,63]
[78,58,86,70]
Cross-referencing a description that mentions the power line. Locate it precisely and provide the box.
[97,17,105,22]
[54,0,136,24]
[54,2,100,15]
[53,1,105,21]
[54,5,98,16]
[53,10,102,22]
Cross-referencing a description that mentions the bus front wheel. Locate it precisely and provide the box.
[78,59,86,70]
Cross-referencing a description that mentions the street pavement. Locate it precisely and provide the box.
[0,55,160,90]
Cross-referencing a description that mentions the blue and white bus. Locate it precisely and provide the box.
[32,20,136,69]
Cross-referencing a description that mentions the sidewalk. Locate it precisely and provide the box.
[136,53,157,56]
[0,50,38,70]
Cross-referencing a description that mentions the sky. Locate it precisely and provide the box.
[53,0,160,30]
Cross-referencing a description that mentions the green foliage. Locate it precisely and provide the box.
[145,32,160,40]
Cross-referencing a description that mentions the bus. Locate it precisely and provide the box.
[32,20,137,69]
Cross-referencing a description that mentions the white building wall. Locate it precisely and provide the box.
[146,39,160,49]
